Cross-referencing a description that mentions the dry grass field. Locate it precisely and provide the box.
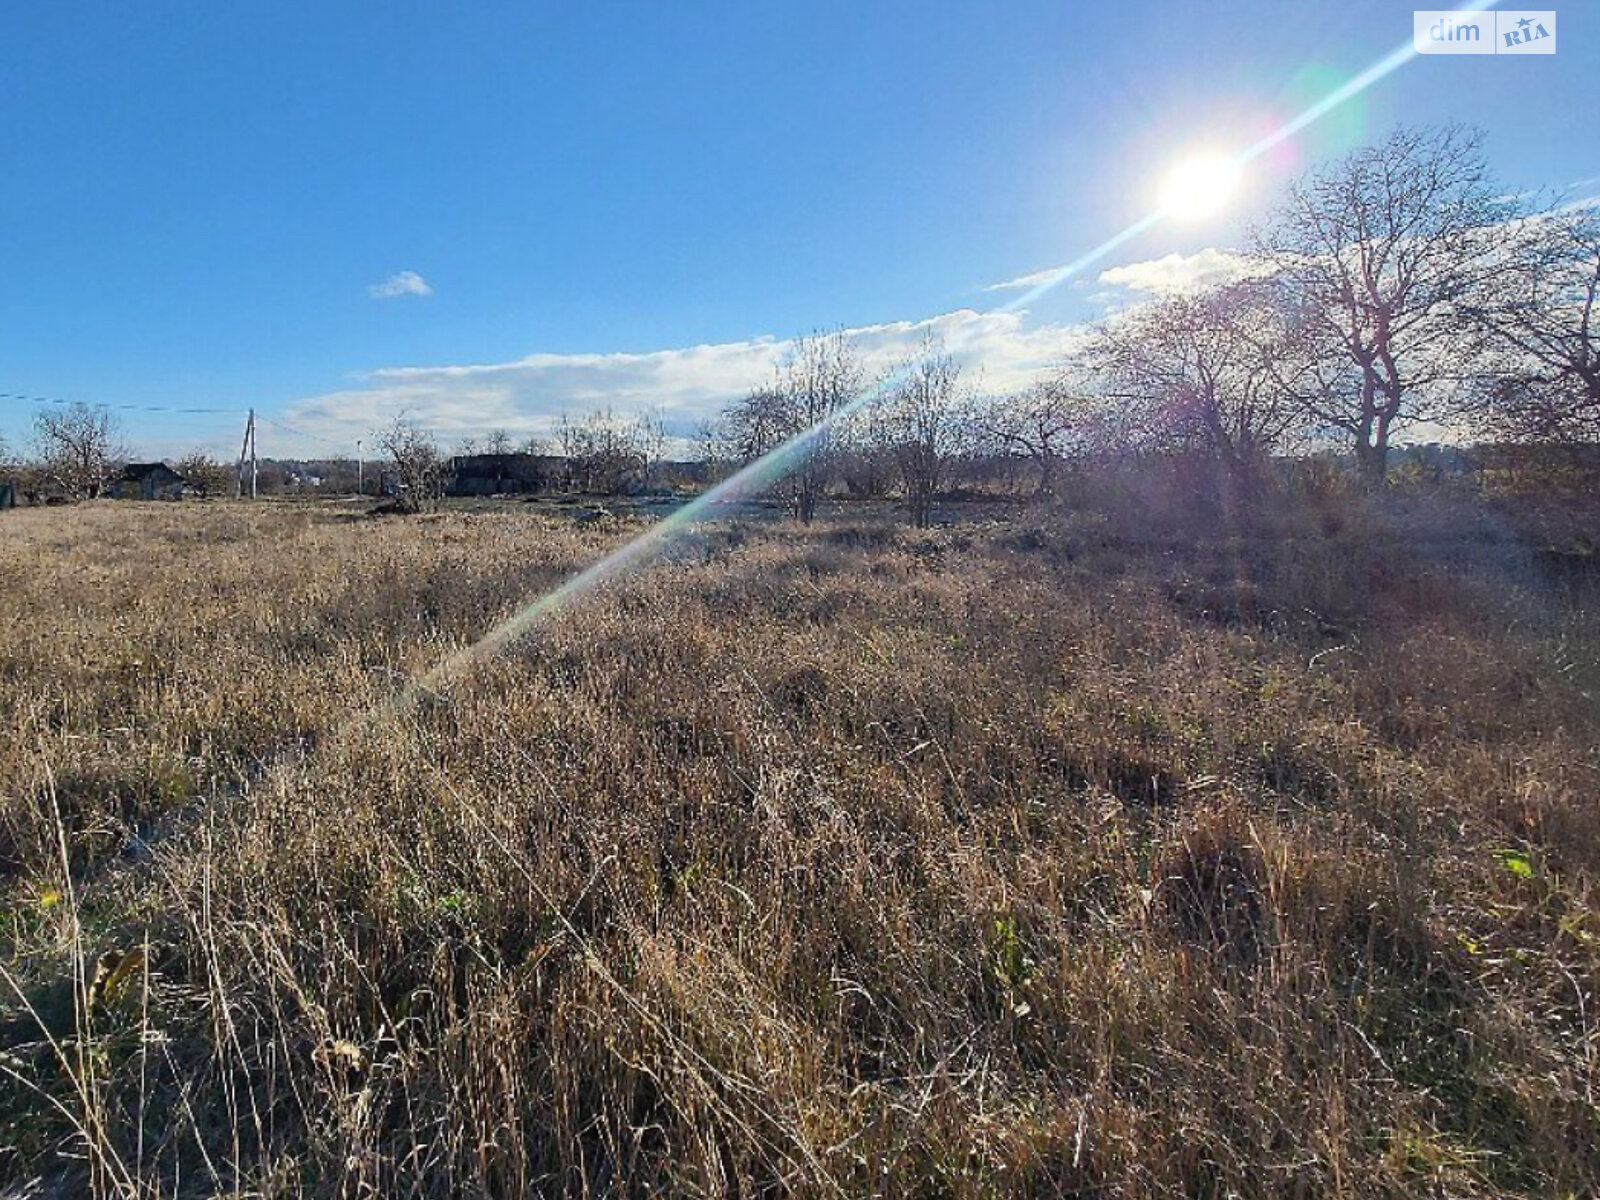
[1,492,1598,1198]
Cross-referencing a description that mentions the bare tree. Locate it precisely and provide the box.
[32,403,127,500]
[379,415,446,512]
[722,387,788,460]
[1098,281,1309,485]
[1253,125,1507,485]
[556,414,579,478]
[175,452,231,498]
[880,337,966,527]
[484,429,514,454]
[559,409,647,494]
[1467,205,1600,442]
[782,331,862,521]
[721,330,862,521]
[633,407,668,488]
[978,368,1103,498]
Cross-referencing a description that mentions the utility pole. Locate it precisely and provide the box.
[356,439,364,496]
[236,408,257,499]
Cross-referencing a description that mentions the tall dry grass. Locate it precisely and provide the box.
[2,493,1597,1197]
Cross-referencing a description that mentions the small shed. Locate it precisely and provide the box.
[111,462,187,501]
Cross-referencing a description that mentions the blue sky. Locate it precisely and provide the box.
[0,1,1593,458]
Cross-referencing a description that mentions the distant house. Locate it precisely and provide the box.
[0,480,14,510]
[445,453,566,497]
[110,462,187,501]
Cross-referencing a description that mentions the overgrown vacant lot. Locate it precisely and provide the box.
[2,495,1598,1198]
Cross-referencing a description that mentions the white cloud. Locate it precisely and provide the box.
[368,270,433,299]
[1096,248,1261,294]
[986,247,1264,297]
[276,309,1092,454]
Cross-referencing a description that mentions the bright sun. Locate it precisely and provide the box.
[1159,153,1242,221]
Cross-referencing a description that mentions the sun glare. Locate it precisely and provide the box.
[1159,153,1242,221]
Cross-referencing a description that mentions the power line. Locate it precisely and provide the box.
[0,390,359,452]
[0,391,246,416]
[254,414,351,449]
[0,391,368,459]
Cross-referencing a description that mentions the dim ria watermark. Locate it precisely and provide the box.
[1414,10,1555,54]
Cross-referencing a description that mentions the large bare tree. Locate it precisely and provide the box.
[1253,125,1507,484]
[1098,281,1310,485]
[1467,206,1600,441]
[32,403,127,500]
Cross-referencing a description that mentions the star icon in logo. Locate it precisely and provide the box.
[1517,16,1533,29]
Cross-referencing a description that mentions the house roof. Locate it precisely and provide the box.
[450,453,562,474]
[118,462,186,482]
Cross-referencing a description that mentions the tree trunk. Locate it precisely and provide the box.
[908,491,932,528]
[1354,438,1389,488]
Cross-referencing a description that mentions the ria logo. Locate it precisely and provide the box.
[1501,14,1553,49]
[1413,10,1556,54]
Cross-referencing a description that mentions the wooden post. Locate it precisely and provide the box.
[236,410,252,498]
[249,409,258,500]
